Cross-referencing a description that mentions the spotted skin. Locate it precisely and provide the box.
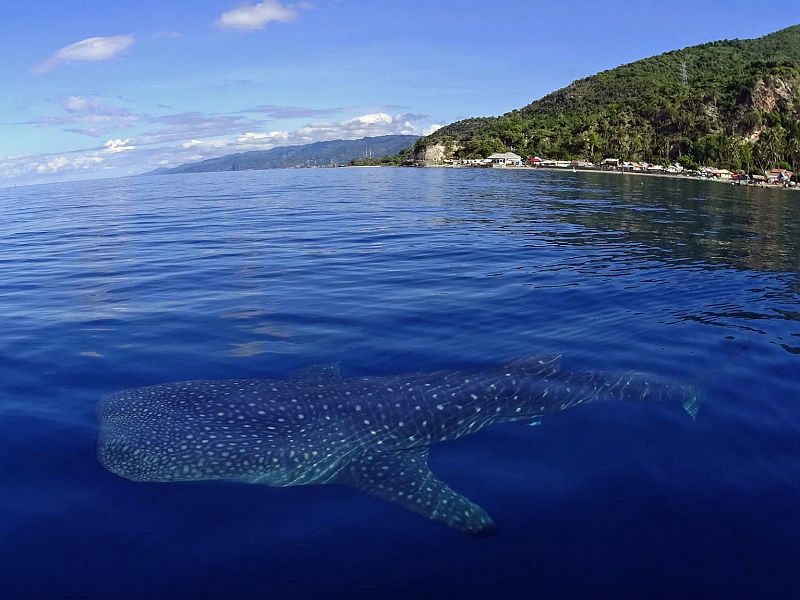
[97,356,700,535]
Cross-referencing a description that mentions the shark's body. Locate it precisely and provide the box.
[98,356,699,535]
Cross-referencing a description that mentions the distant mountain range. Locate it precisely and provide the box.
[151,135,419,175]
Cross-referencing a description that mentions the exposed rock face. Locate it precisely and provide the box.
[751,76,797,113]
[742,76,799,143]
[414,143,449,165]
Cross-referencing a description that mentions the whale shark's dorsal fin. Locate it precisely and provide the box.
[499,354,562,377]
[290,362,343,382]
[331,448,496,536]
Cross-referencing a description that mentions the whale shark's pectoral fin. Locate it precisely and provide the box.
[331,448,496,536]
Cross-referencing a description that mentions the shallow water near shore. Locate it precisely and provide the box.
[1,167,798,598]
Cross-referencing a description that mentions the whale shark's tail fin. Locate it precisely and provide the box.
[626,374,705,419]
[681,338,751,420]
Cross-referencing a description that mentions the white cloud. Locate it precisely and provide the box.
[292,112,423,142]
[1,109,436,186]
[36,156,70,173]
[236,131,290,145]
[63,96,91,112]
[181,139,230,150]
[32,35,135,74]
[35,154,103,174]
[215,1,311,31]
[104,138,135,153]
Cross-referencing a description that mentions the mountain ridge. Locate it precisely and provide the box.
[154,135,420,175]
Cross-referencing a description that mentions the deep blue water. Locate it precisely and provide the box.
[1,167,799,598]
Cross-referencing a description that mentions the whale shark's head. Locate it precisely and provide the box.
[96,389,202,482]
[97,433,163,482]
[97,423,248,483]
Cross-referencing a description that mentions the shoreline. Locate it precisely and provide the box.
[390,163,800,192]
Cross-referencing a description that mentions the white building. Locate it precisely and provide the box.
[488,152,523,167]
[600,158,621,170]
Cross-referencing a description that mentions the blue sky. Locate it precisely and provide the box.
[1,1,797,186]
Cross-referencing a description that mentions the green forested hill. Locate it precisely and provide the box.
[416,25,800,173]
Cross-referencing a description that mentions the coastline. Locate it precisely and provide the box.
[368,163,800,192]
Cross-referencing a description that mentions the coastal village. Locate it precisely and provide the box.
[424,151,796,188]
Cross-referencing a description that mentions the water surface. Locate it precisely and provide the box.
[1,168,798,598]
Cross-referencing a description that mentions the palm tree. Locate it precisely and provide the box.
[788,138,800,177]
[755,126,787,171]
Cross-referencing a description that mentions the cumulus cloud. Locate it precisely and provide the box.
[292,112,423,142]
[32,35,135,74]
[423,123,443,135]
[0,148,118,183]
[36,156,69,173]
[0,155,28,180]
[104,138,135,153]
[181,139,227,150]
[216,1,311,31]
[236,131,290,145]
[35,154,103,174]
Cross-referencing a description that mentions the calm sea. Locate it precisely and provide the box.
[1,168,798,598]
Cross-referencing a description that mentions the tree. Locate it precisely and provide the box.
[788,138,800,175]
[754,126,787,170]
[740,143,754,173]
[582,131,602,160]
[494,118,525,150]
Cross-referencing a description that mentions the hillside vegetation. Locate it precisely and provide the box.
[412,25,800,173]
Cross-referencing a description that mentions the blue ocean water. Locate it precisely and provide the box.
[1,167,798,598]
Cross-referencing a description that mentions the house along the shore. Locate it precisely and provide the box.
[488,152,523,167]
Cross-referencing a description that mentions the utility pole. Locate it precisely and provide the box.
[680,60,689,87]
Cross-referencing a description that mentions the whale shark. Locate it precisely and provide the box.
[97,356,700,535]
